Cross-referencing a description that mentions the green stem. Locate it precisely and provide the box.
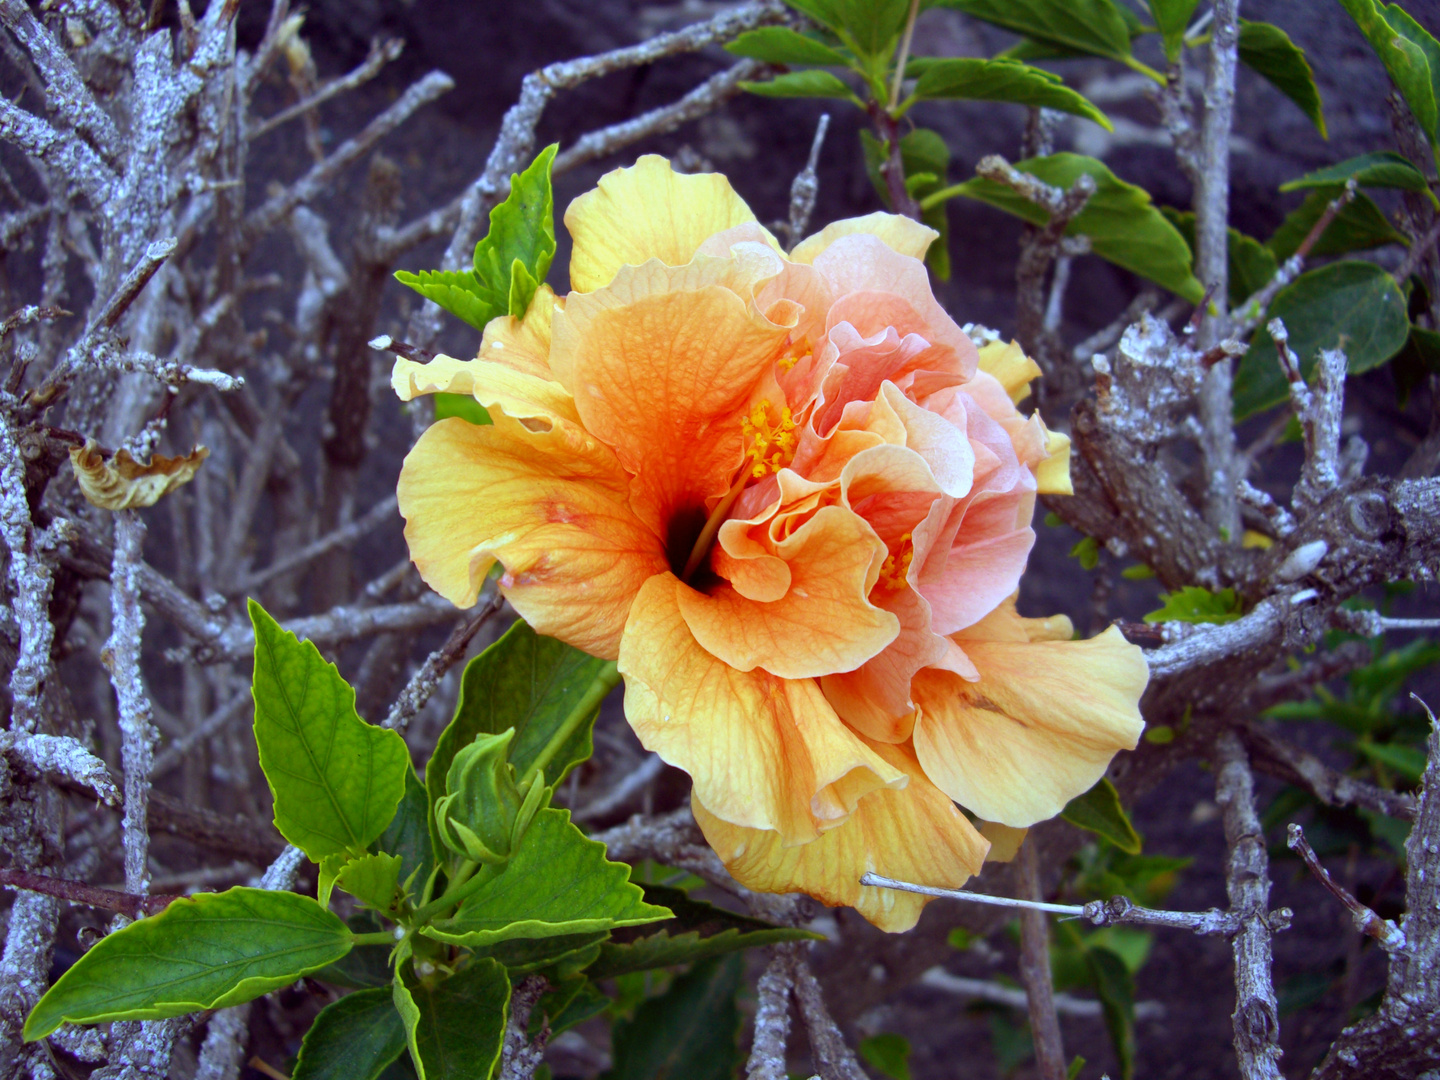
[1121,55,1167,84]
[888,0,922,110]
[918,183,968,212]
[520,662,622,788]
[412,861,501,926]
[351,930,402,947]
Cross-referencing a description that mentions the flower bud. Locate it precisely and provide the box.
[434,729,545,866]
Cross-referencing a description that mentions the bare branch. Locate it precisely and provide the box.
[0,867,176,918]
[782,114,830,250]
[0,410,58,733]
[238,494,397,593]
[1016,839,1066,1080]
[248,37,406,141]
[747,949,795,1080]
[383,591,504,731]
[919,969,1166,1019]
[0,730,120,805]
[498,975,550,1080]
[792,958,867,1080]
[1242,723,1416,821]
[1287,824,1405,950]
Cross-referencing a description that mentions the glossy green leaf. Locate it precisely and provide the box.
[909,58,1111,129]
[336,853,404,914]
[934,0,1134,63]
[402,960,511,1080]
[474,144,557,319]
[741,69,863,103]
[604,955,744,1080]
[1280,151,1432,195]
[1160,208,1277,307]
[1147,0,1200,62]
[860,1033,913,1080]
[726,26,850,66]
[379,768,436,899]
[424,809,671,948]
[1237,20,1327,137]
[1144,586,1244,625]
[1086,946,1136,1080]
[293,988,407,1080]
[471,931,610,976]
[427,619,613,854]
[1336,0,1438,144]
[24,888,352,1040]
[1236,261,1409,418]
[1267,188,1410,261]
[432,393,491,426]
[948,153,1204,302]
[860,127,951,279]
[392,269,496,332]
[587,883,819,979]
[1060,778,1141,854]
[249,600,410,862]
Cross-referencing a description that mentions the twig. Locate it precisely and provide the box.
[0,730,120,805]
[150,689,251,778]
[1392,213,1440,287]
[1071,289,1159,363]
[1016,839,1066,1080]
[573,753,666,824]
[497,974,550,1080]
[0,411,58,733]
[1332,609,1440,637]
[1242,723,1416,821]
[791,958,867,1080]
[382,591,504,731]
[248,37,406,140]
[919,969,1166,1020]
[1214,729,1287,1080]
[238,494,396,593]
[783,114,830,250]
[1287,824,1405,949]
[1236,479,1297,538]
[1271,317,1345,512]
[747,948,795,1080]
[0,867,176,918]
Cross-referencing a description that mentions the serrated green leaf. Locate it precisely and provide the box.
[860,127,951,279]
[379,768,436,901]
[1235,261,1409,418]
[474,144,557,320]
[948,153,1204,302]
[393,269,502,332]
[249,599,410,862]
[1267,188,1410,261]
[1086,945,1136,1080]
[725,26,851,66]
[432,393,491,426]
[471,931,610,976]
[587,883,819,979]
[1238,20,1327,137]
[934,0,1135,63]
[909,58,1111,130]
[1147,0,1200,62]
[1280,151,1432,195]
[1061,778,1141,854]
[23,888,352,1040]
[782,0,846,35]
[336,853,404,914]
[401,960,511,1080]
[741,69,863,103]
[604,954,744,1080]
[293,988,407,1080]
[424,809,670,948]
[840,0,912,57]
[1336,0,1439,145]
[1160,208,1277,308]
[1144,585,1244,625]
[860,1033,913,1080]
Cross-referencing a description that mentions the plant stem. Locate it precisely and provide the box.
[350,930,402,947]
[888,0,921,110]
[520,662,622,787]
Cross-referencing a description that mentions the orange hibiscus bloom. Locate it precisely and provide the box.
[394,156,1148,932]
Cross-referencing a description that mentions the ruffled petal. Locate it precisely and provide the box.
[391,354,579,426]
[397,411,667,658]
[692,739,988,933]
[790,211,939,265]
[975,338,1041,405]
[911,621,1148,828]
[619,573,905,845]
[564,155,760,292]
[1037,425,1073,496]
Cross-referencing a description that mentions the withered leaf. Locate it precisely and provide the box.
[70,440,208,511]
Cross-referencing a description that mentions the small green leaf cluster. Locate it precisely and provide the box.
[1144,586,1245,626]
[24,607,815,1079]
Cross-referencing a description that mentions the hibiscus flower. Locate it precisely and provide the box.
[393,156,1148,932]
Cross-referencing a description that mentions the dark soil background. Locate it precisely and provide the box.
[209,2,1440,1077]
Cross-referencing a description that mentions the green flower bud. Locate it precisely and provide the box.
[434,728,549,866]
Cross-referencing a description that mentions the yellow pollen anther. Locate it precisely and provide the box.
[877,533,914,591]
[742,399,798,478]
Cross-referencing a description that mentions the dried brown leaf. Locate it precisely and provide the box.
[69,440,208,510]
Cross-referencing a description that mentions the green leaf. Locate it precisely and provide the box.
[24,888,352,1040]
[402,960,511,1080]
[781,0,847,35]
[424,809,671,948]
[537,978,610,1037]
[1357,740,1427,782]
[604,955,744,1080]
[314,914,393,989]
[379,768,437,900]
[860,127,952,279]
[948,153,1204,302]
[432,393,491,426]
[393,269,499,333]
[1069,535,1099,570]
[587,883,819,980]
[1394,324,1440,404]
[909,59,1112,129]
[1085,946,1137,1080]
[336,853,404,914]
[860,1033,913,1080]
[1160,208,1277,308]
[293,988,408,1080]
[1144,585,1244,625]
[838,0,912,57]
[1235,261,1409,418]
[1335,0,1439,144]
[427,619,613,857]
[249,600,411,862]
[474,144,557,320]
[934,0,1135,63]
[392,980,424,1080]
[741,69,863,103]
[1280,151,1433,195]
[1237,20,1327,137]
[471,931,610,976]
[1061,778,1142,854]
[1267,188,1410,261]
[725,26,851,66]
[1147,0,1200,62]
